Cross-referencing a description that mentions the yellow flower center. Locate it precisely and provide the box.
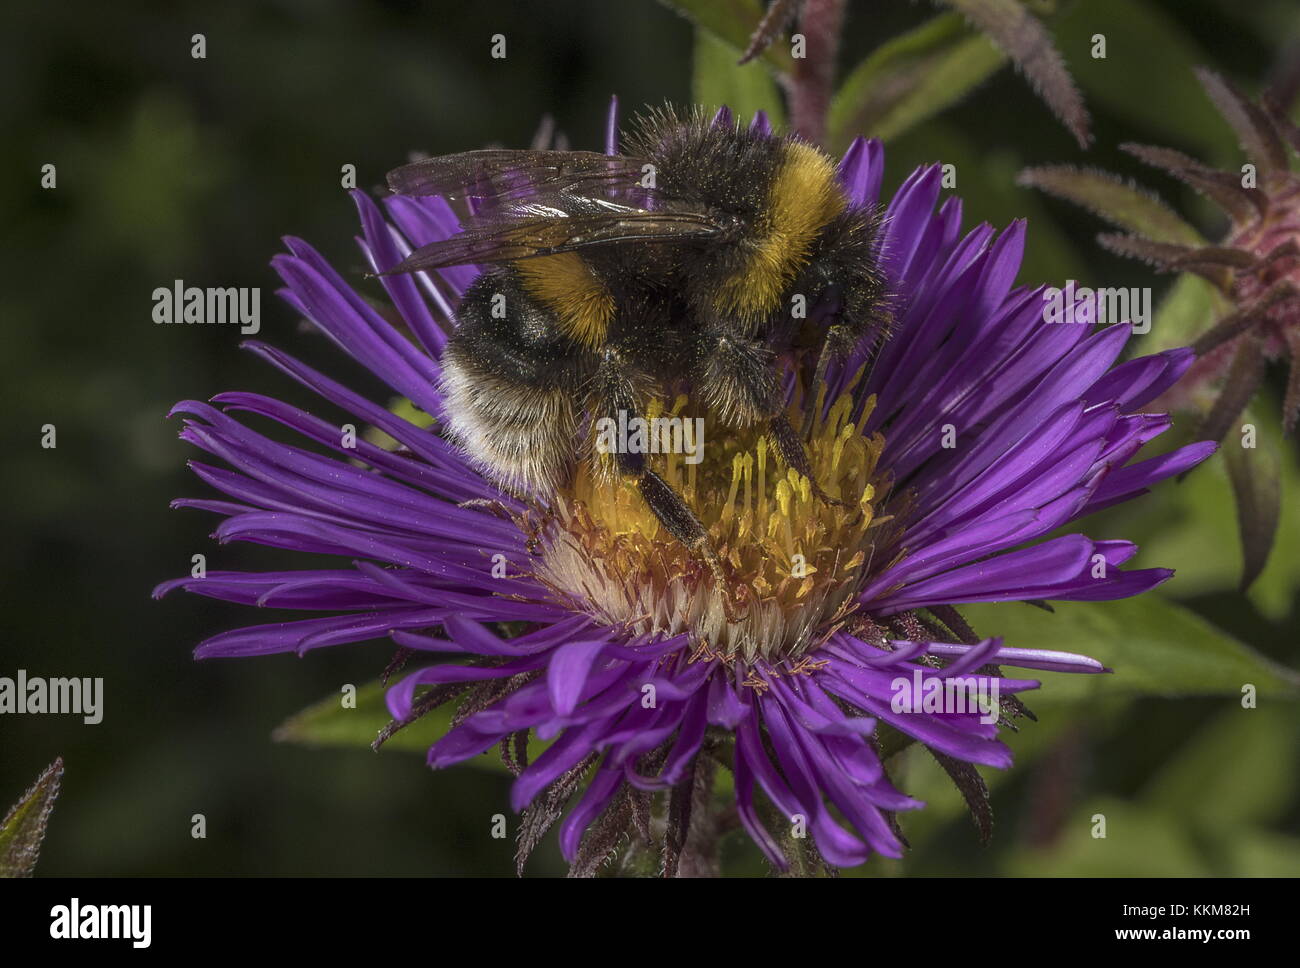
[533,377,896,664]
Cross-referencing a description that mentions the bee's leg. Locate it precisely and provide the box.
[799,332,834,439]
[691,324,849,510]
[798,323,857,440]
[593,356,747,622]
[631,457,748,623]
[691,324,782,428]
[794,205,892,437]
[769,410,854,510]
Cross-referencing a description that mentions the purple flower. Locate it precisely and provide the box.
[156,105,1214,874]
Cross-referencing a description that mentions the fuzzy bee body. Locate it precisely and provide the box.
[438,256,687,497]
[387,107,887,590]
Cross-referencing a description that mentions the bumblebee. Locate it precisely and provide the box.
[385,107,887,606]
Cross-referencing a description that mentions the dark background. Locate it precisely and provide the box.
[3,0,1298,876]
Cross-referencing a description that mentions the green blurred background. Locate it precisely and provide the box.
[2,0,1298,876]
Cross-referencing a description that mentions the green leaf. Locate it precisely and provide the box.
[0,757,63,878]
[1096,456,1238,601]
[1001,704,1300,876]
[959,596,1299,702]
[1146,272,1226,355]
[363,396,436,452]
[1121,142,1266,225]
[1232,404,1300,620]
[1105,400,1300,621]
[658,0,794,75]
[827,13,1005,151]
[1142,705,1297,828]
[273,680,512,773]
[1194,67,1289,172]
[1223,830,1300,877]
[1055,0,1227,161]
[1016,165,1205,246]
[1002,796,1212,876]
[1224,432,1281,592]
[938,0,1090,147]
[887,693,1133,857]
[692,27,786,127]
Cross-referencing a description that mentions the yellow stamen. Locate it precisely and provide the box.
[534,375,895,663]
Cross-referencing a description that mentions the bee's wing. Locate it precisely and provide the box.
[387,149,651,206]
[383,148,730,274]
[384,205,728,274]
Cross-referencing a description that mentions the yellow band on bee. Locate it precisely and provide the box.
[714,140,846,321]
[516,252,615,349]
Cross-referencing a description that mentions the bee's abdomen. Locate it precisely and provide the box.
[438,271,588,497]
[514,252,614,351]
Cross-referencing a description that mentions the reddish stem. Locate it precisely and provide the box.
[785,0,846,147]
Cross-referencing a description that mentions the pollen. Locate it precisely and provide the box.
[533,373,897,664]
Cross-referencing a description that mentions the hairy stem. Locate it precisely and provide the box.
[785,0,846,147]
